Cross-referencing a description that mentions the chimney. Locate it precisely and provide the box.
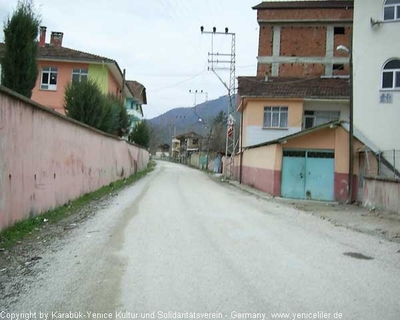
[50,31,64,47]
[39,26,46,47]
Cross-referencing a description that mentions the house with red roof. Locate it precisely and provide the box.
[0,26,146,119]
[126,80,147,128]
[234,1,378,203]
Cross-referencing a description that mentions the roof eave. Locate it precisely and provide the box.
[37,56,114,64]
[257,19,353,25]
[245,120,342,150]
[252,1,354,10]
[239,95,349,100]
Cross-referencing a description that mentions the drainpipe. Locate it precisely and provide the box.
[239,97,244,184]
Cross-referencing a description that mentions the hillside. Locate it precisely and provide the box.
[148,95,235,147]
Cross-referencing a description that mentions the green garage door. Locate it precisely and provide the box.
[281,150,335,201]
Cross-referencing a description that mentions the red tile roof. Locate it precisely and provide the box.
[0,43,114,63]
[126,80,147,104]
[37,44,114,62]
[238,76,350,99]
[253,1,354,10]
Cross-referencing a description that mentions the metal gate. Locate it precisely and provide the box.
[281,150,335,201]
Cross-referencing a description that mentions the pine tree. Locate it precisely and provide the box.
[129,120,150,148]
[64,81,131,137]
[1,0,40,98]
[64,79,107,130]
[105,94,131,137]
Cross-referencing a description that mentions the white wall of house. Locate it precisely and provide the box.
[353,0,400,153]
[127,109,143,120]
[303,100,350,127]
[245,99,349,146]
[246,127,301,147]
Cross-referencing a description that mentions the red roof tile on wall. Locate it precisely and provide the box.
[238,76,350,99]
[253,1,354,10]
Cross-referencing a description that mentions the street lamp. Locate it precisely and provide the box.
[337,44,353,203]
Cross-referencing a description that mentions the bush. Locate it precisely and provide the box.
[129,120,150,148]
[64,79,106,130]
[64,80,131,137]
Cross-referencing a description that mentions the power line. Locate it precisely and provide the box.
[148,69,207,93]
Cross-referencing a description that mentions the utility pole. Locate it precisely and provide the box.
[200,26,236,180]
[189,89,208,106]
[337,44,353,203]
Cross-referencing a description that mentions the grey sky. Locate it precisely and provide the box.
[0,0,261,118]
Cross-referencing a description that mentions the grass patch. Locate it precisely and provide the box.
[0,161,156,249]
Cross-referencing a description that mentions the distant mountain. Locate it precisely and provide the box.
[148,95,235,147]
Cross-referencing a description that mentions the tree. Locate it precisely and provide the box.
[64,80,132,137]
[129,120,150,148]
[1,0,40,98]
[64,79,107,130]
[208,111,227,152]
[213,110,227,126]
[105,94,131,137]
[148,122,162,154]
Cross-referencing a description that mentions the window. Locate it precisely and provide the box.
[193,139,199,145]
[41,67,58,90]
[382,59,400,89]
[304,110,340,129]
[334,27,345,35]
[333,64,344,71]
[263,107,288,128]
[384,0,400,21]
[71,69,88,83]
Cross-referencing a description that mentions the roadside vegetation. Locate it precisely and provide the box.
[129,120,150,148]
[64,79,131,137]
[0,161,156,249]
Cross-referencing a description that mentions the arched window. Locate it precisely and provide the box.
[382,59,400,89]
[384,0,400,21]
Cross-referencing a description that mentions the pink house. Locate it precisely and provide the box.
[0,27,138,115]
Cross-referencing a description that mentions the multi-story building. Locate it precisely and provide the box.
[235,1,368,202]
[126,80,147,129]
[0,26,146,119]
[172,132,203,162]
[353,0,400,172]
[254,0,353,78]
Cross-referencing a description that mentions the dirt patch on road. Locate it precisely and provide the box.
[213,175,400,244]
[0,194,115,309]
[286,200,400,243]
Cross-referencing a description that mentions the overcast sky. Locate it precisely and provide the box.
[0,0,264,119]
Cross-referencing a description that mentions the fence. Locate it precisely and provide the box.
[358,149,400,179]
[0,86,149,230]
[377,150,400,179]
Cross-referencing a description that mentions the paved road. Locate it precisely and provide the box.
[5,161,400,319]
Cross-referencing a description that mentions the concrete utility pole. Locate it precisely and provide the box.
[337,44,353,204]
[200,26,236,180]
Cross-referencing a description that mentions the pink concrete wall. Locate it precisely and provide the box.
[31,61,90,114]
[241,166,281,196]
[335,173,357,203]
[0,86,149,231]
[363,177,400,214]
